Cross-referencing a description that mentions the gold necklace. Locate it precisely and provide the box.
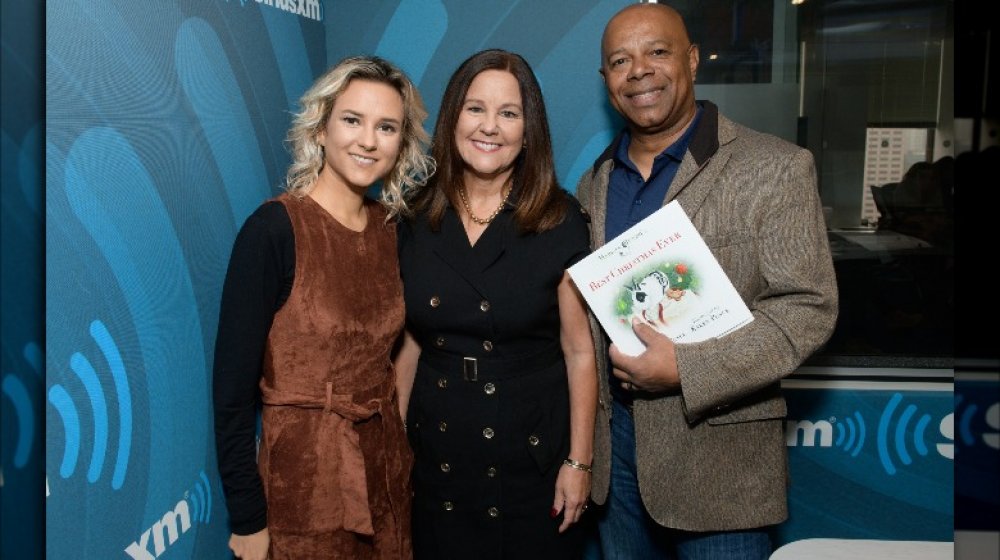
[458,186,511,226]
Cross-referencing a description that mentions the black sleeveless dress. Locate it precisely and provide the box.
[398,197,591,560]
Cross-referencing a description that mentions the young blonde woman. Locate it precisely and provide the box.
[213,56,433,560]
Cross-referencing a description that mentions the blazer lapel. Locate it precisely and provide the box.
[665,102,737,217]
[430,207,504,297]
[666,150,731,218]
[589,160,612,248]
[471,210,508,273]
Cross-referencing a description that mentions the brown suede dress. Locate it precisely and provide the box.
[258,194,411,559]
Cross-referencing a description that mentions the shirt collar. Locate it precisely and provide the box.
[612,104,705,171]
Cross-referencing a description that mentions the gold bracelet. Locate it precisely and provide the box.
[563,458,592,473]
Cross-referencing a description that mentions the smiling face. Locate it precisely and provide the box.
[600,5,699,137]
[454,69,525,184]
[317,78,404,192]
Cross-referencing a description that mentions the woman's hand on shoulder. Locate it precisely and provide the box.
[229,527,269,560]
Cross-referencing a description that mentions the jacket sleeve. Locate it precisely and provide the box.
[675,147,839,422]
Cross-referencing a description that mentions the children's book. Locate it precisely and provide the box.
[568,200,753,356]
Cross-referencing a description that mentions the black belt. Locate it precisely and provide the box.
[419,343,563,382]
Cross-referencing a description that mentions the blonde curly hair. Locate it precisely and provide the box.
[285,56,434,218]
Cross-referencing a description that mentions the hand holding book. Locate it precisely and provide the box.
[568,201,753,356]
[608,317,681,392]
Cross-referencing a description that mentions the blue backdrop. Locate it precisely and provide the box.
[1,0,44,558]
[780,381,954,543]
[329,0,627,191]
[35,1,966,558]
[45,1,324,557]
[955,375,1000,532]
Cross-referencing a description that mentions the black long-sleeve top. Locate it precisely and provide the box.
[212,201,294,535]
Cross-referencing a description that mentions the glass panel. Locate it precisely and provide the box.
[685,0,776,84]
[800,0,953,364]
[680,0,954,365]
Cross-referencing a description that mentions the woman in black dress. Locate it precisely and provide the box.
[395,49,598,559]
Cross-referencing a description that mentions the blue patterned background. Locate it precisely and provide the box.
[955,376,1000,532]
[41,3,626,556]
[781,383,954,543]
[45,0,324,557]
[2,0,44,557]
[26,1,964,558]
[336,0,629,191]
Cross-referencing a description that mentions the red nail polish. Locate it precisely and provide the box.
[550,508,558,518]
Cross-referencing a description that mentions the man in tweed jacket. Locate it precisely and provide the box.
[576,4,838,559]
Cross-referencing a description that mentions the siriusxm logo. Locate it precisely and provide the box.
[256,0,323,22]
[47,320,133,489]
[124,471,212,559]
[956,393,1000,450]
[786,392,961,475]
[223,0,323,21]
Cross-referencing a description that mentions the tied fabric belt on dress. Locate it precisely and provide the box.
[259,372,397,537]
[419,342,564,382]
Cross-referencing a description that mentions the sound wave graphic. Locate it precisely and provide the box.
[876,392,933,475]
[954,394,977,447]
[187,471,213,524]
[1,342,42,468]
[47,320,133,489]
[834,411,866,457]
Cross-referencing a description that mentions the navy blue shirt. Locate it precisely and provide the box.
[605,106,703,244]
[605,107,702,404]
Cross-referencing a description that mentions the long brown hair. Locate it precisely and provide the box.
[415,49,566,232]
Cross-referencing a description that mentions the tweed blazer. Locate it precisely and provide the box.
[575,101,838,531]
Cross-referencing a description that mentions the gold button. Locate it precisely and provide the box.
[482,340,493,352]
[483,427,495,439]
[487,506,499,518]
[483,382,496,395]
[486,466,497,478]
[443,501,454,511]
[435,336,446,347]
[430,296,441,307]
[528,435,540,446]
[437,378,448,389]
[480,300,490,312]
[440,463,451,473]
[438,421,447,432]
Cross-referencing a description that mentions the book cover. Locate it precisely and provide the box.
[569,200,753,356]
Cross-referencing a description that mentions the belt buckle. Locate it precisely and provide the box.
[463,357,478,382]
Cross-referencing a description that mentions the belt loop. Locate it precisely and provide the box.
[463,357,478,382]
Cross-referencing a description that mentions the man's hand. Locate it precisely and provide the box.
[609,318,680,393]
[229,528,269,560]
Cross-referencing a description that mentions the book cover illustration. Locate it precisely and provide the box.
[569,200,753,356]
